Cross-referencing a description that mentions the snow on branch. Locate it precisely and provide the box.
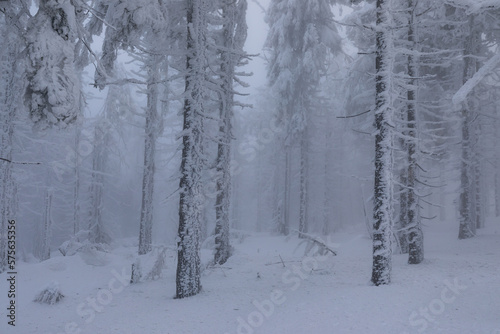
[445,0,500,14]
[291,230,337,256]
[452,53,500,107]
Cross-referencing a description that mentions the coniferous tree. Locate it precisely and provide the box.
[265,0,342,236]
[176,0,208,299]
[214,0,248,265]
[372,0,394,286]
[24,0,80,129]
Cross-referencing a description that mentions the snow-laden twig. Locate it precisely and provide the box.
[452,53,500,107]
[291,230,337,256]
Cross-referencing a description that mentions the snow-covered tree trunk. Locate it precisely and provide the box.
[406,0,423,265]
[283,148,292,235]
[458,15,480,240]
[495,107,500,217]
[473,122,484,229]
[372,0,394,286]
[88,121,110,245]
[138,54,160,255]
[298,128,309,237]
[397,167,408,253]
[322,126,332,236]
[272,150,285,232]
[214,30,231,262]
[214,0,247,265]
[176,0,208,299]
[73,121,81,235]
[34,188,52,261]
[0,4,20,273]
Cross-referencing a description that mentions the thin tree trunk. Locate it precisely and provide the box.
[139,54,160,255]
[372,0,393,286]
[323,125,332,236]
[495,106,500,217]
[73,121,81,235]
[298,128,309,237]
[406,0,423,264]
[458,15,479,239]
[35,188,52,261]
[474,122,484,229]
[214,0,237,265]
[282,147,291,235]
[89,122,110,244]
[398,168,408,253]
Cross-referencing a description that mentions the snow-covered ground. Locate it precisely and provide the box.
[1,221,499,334]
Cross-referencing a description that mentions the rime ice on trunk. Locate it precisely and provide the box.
[176,0,206,299]
[214,0,245,265]
[0,6,19,273]
[397,168,409,253]
[88,121,111,245]
[458,15,480,240]
[406,0,423,265]
[283,149,292,235]
[138,54,160,256]
[73,122,81,235]
[372,0,393,286]
[298,130,309,237]
[34,189,52,261]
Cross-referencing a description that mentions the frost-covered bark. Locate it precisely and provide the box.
[34,189,52,261]
[24,0,80,129]
[72,122,81,235]
[298,129,309,237]
[458,15,480,240]
[372,0,394,286]
[88,120,111,245]
[176,0,207,299]
[405,0,423,265]
[0,1,24,273]
[214,0,247,265]
[139,54,161,255]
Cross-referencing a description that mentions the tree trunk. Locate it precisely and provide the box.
[73,122,81,236]
[323,124,332,236]
[35,188,52,261]
[139,54,160,255]
[282,147,291,235]
[397,168,408,253]
[298,128,309,237]
[0,8,18,272]
[214,0,237,265]
[372,0,393,286]
[495,106,500,217]
[458,15,479,240]
[406,0,423,265]
[176,0,206,299]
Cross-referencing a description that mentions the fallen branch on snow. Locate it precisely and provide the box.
[291,230,337,256]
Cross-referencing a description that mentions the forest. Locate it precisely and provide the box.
[0,0,499,333]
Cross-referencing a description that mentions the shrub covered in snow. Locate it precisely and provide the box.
[34,281,64,305]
